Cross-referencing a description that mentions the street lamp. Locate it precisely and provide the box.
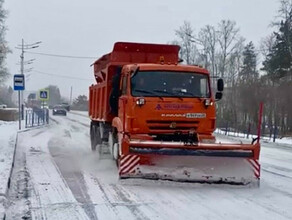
[15,39,41,118]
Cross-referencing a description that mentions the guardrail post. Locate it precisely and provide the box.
[46,109,49,124]
[32,110,34,126]
[25,110,27,128]
[256,102,264,143]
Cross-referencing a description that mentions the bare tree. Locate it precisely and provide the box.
[217,20,242,79]
[260,34,276,58]
[175,21,198,65]
[197,25,217,84]
[225,38,245,86]
[277,0,292,20]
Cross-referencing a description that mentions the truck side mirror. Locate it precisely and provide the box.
[217,79,224,92]
[215,92,223,100]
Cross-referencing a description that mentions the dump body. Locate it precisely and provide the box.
[89,42,261,184]
[89,42,180,123]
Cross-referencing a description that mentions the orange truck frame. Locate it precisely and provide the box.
[89,42,261,184]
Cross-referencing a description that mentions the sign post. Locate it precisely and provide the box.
[39,89,49,124]
[38,89,49,101]
[14,74,25,130]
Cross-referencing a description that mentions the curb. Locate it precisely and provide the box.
[2,124,48,220]
[6,133,18,196]
[1,132,18,220]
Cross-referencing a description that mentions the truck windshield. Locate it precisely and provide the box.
[131,71,210,98]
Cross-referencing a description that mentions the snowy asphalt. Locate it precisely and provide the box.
[4,111,292,220]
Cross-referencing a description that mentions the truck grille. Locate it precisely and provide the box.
[146,120,199,132]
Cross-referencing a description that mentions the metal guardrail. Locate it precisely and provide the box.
[25,108,49,128]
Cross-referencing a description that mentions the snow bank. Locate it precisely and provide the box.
[215,129,292,147]
[0,121,18,219]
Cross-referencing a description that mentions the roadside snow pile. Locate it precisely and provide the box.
[271,137,292,145]
[0,120,18,219]
[215,129,292,146]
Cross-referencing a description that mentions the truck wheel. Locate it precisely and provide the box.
[109,131,118,161]
[113,142,119,163]
[90,123,102,152]
[108,132,114,156]
[90,123,97,151]
[96,124,102,154]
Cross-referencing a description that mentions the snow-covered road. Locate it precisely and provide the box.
[4,111,292,220]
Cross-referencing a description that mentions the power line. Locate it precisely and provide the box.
[33,70,93,81]
[25,51,98,59]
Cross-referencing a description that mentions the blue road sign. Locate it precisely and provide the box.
[39,90,49,101]
[14,74,25,91]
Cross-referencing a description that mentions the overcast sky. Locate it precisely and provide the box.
[4,0,279,100]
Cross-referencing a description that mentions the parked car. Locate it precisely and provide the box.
[52,105,67,116]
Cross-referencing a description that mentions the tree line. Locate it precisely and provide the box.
[172,0,292,137]
[0,0,11,106]
[0,0,291,135]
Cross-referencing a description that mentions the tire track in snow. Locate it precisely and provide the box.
[91,177,151,220]
[205,168,292,219]
[48,134,98,220]
[69,111,88,118]
[262,168,292,180]
[111,184,151,220]
[92,177,121,218]
[65,117,89,128]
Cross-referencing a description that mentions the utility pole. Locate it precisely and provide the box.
[70,86,73,105]
[20,39,24,113]
[16,39,41,119]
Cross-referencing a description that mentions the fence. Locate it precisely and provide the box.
[25,108,49,128]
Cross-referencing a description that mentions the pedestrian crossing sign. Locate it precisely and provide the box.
[39,90,49,101]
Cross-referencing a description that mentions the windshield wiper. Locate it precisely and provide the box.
[172,90,205,101]
[134,89,163,100]
[173,90,195,96]
[153,89,183,100]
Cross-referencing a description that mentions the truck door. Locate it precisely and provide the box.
[118,74,128,132]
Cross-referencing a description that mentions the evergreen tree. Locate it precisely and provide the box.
[261,2,292,136]
[239,41,258,82]
[72,95,88,111]
[263,13,292,81]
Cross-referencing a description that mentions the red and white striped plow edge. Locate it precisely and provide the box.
[247,159,261,179]
[119,155,140,175]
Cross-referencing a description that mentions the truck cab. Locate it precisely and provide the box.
[116,63,218,144]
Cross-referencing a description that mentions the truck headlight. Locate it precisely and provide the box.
[136,98,145,106]
[204,99,213,108]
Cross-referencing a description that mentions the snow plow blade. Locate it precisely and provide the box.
[119,140,260,185]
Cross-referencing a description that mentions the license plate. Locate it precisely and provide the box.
[186,113,206,118]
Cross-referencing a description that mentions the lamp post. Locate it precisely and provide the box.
[15,39,41,119]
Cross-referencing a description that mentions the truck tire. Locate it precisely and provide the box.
[90,122,102,151]
[108,131,118,161]
[90,123,96,151]
[113,142,119,162]
[108,132,114,156]
[112,133,120,167]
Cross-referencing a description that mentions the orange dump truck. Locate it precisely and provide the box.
[89,42,261,184]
